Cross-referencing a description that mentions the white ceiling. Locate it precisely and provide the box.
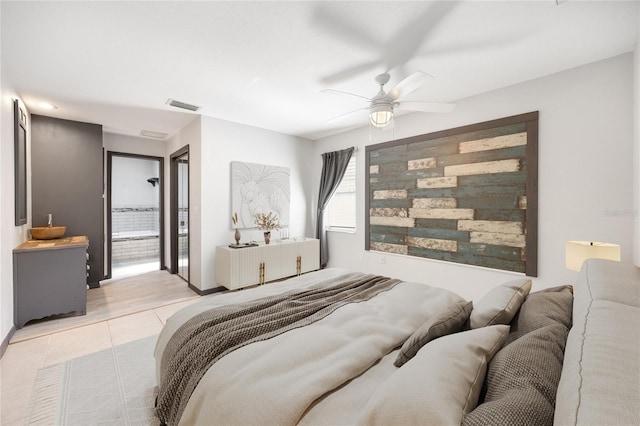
[2,1,638,141]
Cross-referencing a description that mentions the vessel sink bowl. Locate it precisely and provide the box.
[30,226,66,240]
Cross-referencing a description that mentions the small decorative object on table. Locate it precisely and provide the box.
[253,212,280,245]
[232,212,241,245]
[228,242,259,249]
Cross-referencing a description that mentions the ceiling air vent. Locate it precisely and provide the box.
[141,129,168,139]
[166,98,201,112]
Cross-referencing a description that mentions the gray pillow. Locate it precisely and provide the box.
[505,285,573,345]
[463,323,569,426]
[470,278,532,329]
[394,300,473,367]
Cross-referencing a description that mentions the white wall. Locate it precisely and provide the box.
[103,132,166,158]
[0,78,30,343]
[180,116,313,292]
[111,156,159,207]
[313,53,635,301]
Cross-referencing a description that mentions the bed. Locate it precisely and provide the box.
[154,259,639,426]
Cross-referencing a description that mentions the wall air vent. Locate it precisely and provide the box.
[141,129,168,139]
[165,98,201,112]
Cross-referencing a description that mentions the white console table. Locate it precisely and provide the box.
[215,238,320,290]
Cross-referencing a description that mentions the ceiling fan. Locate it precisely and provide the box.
[323,71,455,129]
[313,2,460,86]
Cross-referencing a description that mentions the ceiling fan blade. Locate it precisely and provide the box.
[312,4,380,51]
[320,89,371,102]
[387,71,432,101]
[320,60,381,85]
[325,107,369,123]
[314,2,459,85]
[383,1,460,71]
[396,101,456,113]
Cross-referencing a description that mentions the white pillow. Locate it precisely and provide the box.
[470,278,532,329]
[357,325,510,425]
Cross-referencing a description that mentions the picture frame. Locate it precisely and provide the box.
[365,111,539,276]
[14,99,27,226]
[230,161,290,229]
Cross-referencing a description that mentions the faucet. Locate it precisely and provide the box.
[47,214,52,227]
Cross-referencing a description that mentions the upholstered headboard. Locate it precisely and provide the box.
[554,259,640,425]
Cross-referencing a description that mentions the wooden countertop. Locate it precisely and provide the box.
[14,236,88,252]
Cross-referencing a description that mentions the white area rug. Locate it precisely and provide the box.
[27,335,159,425]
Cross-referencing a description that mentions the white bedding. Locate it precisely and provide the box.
[154,268,464,425]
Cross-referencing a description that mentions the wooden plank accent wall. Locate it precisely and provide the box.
[365,112,539,276]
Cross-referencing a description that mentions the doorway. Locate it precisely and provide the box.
[171,146,189,283]
[106,152,165,279]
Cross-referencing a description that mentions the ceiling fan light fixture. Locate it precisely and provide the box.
[369,104,393,127]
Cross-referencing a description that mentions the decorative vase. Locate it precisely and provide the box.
[264,231,271,245]
[234,229,241,245]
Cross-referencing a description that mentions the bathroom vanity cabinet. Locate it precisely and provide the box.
[13,236,88,329]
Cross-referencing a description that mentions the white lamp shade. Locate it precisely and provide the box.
[565,240,621,271]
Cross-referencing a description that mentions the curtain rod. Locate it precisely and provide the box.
[321,146,358,156]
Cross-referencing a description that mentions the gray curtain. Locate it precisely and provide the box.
[316,147,355,268]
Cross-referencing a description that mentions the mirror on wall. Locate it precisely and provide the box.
[14,99,27,226]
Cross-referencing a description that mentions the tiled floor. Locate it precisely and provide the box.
[0,271,210,426]
[112,259,161,279]
[11,269,199,343]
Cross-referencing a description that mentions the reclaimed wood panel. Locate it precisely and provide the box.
[414,218,459,230]
[365,112,538,276]
[369,216,415,227]
[370,232,407,245]
[459,132,527,154]
[444,159,521,177]
[370,225,409,236]
[370,241,408,255]
[370,199,412,209]
[417,176,458,188]
[413,198,457,208]
[373,189,408,199]
[408,227,470,242]
[437,145,527,168]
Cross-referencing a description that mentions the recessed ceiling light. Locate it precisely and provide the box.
[39,102,58,110]
[140,129,168,139]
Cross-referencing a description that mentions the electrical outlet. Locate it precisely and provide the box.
[358,252,364,261]
[380,256,386,264]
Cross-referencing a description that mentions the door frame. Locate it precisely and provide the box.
[170,145,190,282]
[106,151,165,279]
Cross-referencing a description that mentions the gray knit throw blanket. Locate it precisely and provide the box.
[155,273,401,426]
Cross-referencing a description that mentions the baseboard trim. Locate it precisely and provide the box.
[188,283,226,296]
[0,325,16,359]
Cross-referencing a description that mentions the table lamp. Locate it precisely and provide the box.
[565,241,621,272]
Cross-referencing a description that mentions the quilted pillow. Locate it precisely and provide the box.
[470,278,532,329]
[358,325,510,426]
[394,300,473,367]
[463,323,569,426]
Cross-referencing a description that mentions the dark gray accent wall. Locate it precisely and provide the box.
[31,115,104,287]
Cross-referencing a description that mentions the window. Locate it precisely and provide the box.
[327,156,356,230]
